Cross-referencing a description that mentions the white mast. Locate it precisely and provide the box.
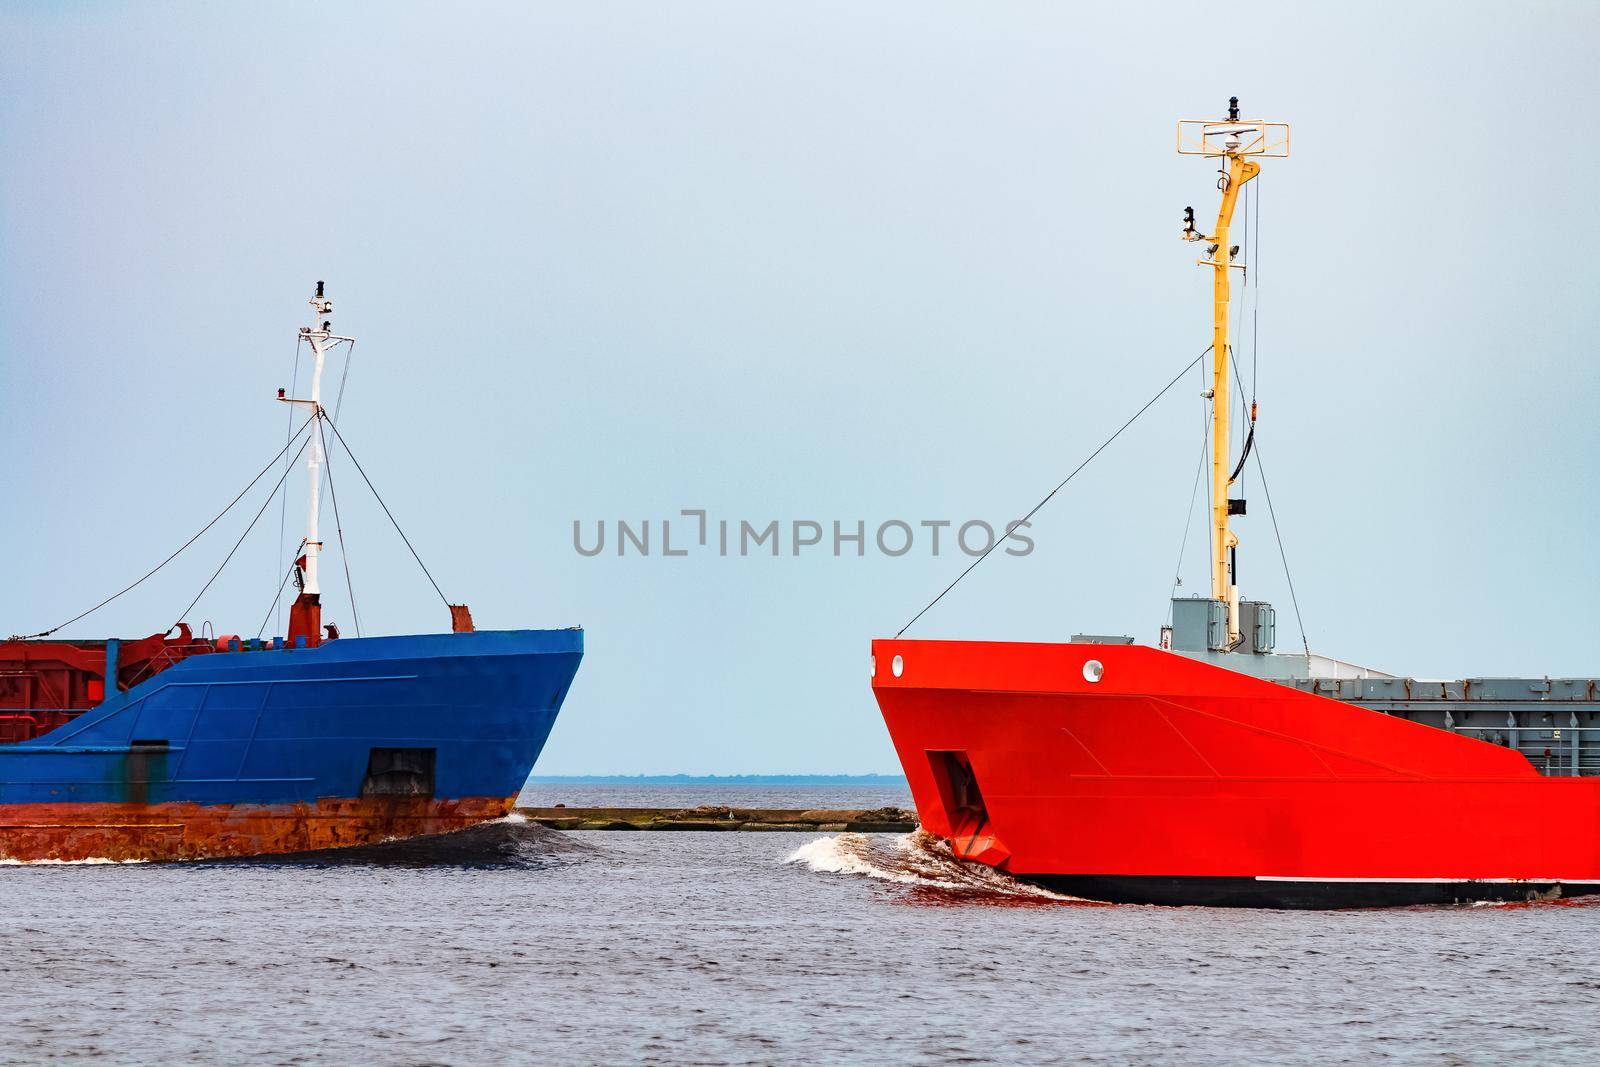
[302,282,333,597]
[279,281,354,638]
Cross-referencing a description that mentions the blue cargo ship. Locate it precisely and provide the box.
[0,286,582,861]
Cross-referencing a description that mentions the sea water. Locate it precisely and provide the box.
[4,783,1599,1064]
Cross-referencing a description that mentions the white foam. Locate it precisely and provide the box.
[785,830,1079,901]
[0,856,148,866]
[785,833,927,885]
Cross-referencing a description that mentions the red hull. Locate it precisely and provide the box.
[871,639,1600,906]
[0,796,514,863]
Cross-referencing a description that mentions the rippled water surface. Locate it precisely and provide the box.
[6,788,1600,1064]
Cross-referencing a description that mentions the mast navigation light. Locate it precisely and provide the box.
[1228,96,1239,121]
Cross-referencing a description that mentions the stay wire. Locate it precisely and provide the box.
[320,412,450,608]
[274,337,305,637]
[1167,398,1211,621]
[175,429,316,632]
[1255,445,1310,656]
[314,340,357,536]
[256,539,306,641]
[266,338,358,637]
[1225,347,1256,486]
[1204,364,1214,586]
[319,417,362,637]
[300,338,358,618]
[1251,176,1261,405]
[1226,345,1309,655]
[896,347,1210,638]
[1238,186,1249,494]
[20,415,318,640]
[332,339,356,423]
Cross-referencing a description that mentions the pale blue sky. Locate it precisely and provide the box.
[3,2,1597,773]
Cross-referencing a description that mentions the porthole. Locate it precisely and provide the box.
[892,654,904,678]
[1083,659,1104,683]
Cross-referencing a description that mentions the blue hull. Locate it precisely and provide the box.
[0,629,582,860]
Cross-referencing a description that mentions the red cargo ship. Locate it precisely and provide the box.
[871,101,1600,908]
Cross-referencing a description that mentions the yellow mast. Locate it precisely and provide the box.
[1177,98,1288,647]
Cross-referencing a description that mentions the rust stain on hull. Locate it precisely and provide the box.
[0,796,515,863]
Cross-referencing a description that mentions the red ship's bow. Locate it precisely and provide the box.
[872,638,1600,907]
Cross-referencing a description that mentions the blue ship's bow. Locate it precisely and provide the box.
[0,628,583,861]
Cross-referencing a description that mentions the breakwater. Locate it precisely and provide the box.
[517,805,917,832]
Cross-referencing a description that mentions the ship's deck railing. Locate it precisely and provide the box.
[1286,676,1600,703]
[1452,725,1600,777]
[120,642,220,691]
[1276,676,1600,778]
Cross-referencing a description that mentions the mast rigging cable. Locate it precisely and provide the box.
[273,337,304,636]
[321,412,450,609]
[319,417,363,637]
[173,429,316,632]
[18,415,318,640]
[270,336,359,636]
[1226,343,1309,655]
[256,541,306,640]
[1167,401,1211,623]
[896,347,1210,637]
